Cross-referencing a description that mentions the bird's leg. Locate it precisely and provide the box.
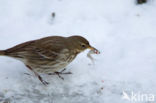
[59,68,72,74]
[26,65,49,85]
[60,68,66,73]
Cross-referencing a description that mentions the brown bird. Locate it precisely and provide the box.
[0,35,99,85]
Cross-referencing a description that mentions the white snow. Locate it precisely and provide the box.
[0,0,156,103]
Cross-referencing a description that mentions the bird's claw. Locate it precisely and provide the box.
[55,72,64,80]
[61,72,72,74]
[47,69,72,80]
[42,80,49,86]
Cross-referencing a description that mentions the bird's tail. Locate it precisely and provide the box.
[0,50,5,55]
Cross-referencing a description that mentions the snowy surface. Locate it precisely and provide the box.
[0,0,156,103]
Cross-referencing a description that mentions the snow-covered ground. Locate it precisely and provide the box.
[0,0,156,103]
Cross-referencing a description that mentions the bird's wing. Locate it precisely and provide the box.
[33,47,60,60]
[5,36,67,60]
[5,40,37,58]
[5,40,35,53]
[33,36,67,60]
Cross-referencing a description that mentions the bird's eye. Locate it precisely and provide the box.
[81,44,86,48]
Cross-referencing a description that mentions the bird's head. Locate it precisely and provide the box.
[67,36,99,54]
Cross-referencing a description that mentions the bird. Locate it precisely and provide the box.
[0,35,99,85]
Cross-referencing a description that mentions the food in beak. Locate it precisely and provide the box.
[87,47,100,63]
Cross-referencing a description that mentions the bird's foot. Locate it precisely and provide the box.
[54,72,64,80]
[24,73,49,85]
[24,73,32,76]
[48,68,72,80]
[60,68,72,74]
[38,75,49,85]
[26,65,49,86]
[41,80,49,86]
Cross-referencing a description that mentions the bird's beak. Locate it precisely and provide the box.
[88,46,100,54]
